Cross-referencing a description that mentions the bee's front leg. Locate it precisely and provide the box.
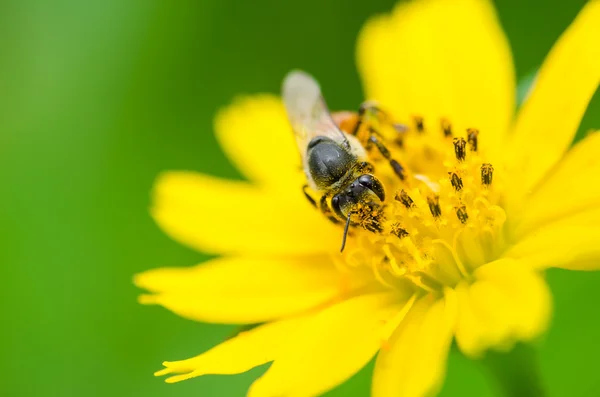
[302,186,342,225]
[302,184,317,207]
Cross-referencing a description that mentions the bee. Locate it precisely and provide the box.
[282,70,404,251]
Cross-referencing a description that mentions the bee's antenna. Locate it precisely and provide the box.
[340,212,352,252]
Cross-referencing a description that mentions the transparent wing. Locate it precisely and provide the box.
[282,70,351,153]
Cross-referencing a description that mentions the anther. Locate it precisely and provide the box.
[453,138,466,161]
[455,205,468,224]
[427,195,442,218]
[481,163,494,185]
[441,118,452,137]
[390,160,406,180]
[449,172,463,191]
[391,223,409,239]
[395,189,415,208]
[392,123,408,147]
[413,116,425,133]
[467,128,479,152]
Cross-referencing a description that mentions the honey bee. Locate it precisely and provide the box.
[282,70,405,251]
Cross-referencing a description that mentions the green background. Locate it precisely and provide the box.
[2,0,599,396]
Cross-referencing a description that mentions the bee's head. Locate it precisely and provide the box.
[331,174,385,219]
[332,174,386,252]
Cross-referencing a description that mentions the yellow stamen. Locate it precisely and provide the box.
[336,114,508,292]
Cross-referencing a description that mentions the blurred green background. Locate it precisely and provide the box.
[2,0,599,396]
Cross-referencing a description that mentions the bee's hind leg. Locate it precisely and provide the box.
[352,101,408,137]
[368,134,407,181]
[350,103,408,180]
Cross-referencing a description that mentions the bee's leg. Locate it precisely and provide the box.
[368,134,407,181]
[319,195,342,225]
[352,101,408,138]
[349,103,369,137]
[302,184,317,207]
[351,101,407,180]
[305,188,342,225]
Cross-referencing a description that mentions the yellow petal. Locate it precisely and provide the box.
[372,290,457,397]
[152,171,338,255]
[504,224,600,271]
[506,0,600,201]
[248,292,410,397]
[455,259,551,358]
[512,132,600,237]
[357,0,515,161]
[135,255,365,324]
[530,206,600,231]
[214,95,305,190]
[154,316,306,383]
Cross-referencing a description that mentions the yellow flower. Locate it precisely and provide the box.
[135,0,600,396]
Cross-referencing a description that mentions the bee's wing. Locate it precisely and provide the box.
[282,70,351,152]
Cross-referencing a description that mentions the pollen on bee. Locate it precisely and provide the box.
[449,172,463,191]
[453,137,466,161]
[356,202,385,233]
[481,163,494,185]
[440,118,452,137]
[455,205,468,224]
[395,189,415,208]
[427,195,442,218]
[467,128,479,152]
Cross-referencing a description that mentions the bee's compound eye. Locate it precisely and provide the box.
[358,174,374,189]
[331,194,345,219]
[358,175,385,202]
[331,195,340,209]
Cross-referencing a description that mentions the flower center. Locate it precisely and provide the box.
[335,115,507,292]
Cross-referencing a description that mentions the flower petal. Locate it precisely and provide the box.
[512,132,600,238]
[357,0,515,161]
[455,259,551,358]
[504,224,600,271]
[506,0,600,200]
[135,255,365,324]
[371,290,457,397]
[531,207,600,230]
[154,316,306,383]
[215,95,304,189]
[151,171,338,255]
[248,292,410,397]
